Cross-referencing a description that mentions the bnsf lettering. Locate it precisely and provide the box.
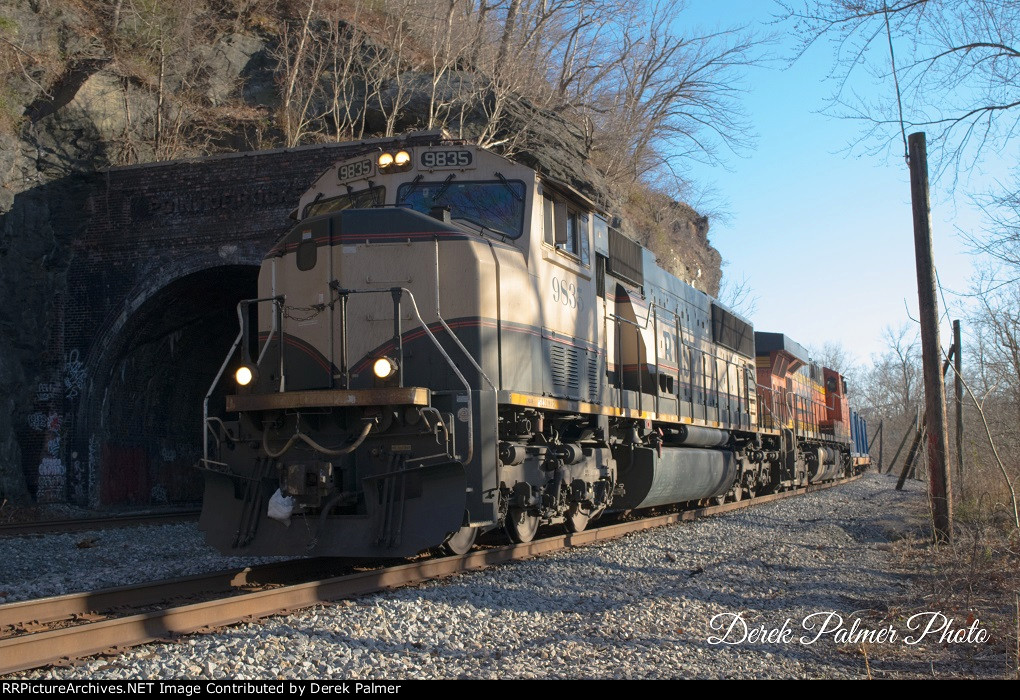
[338,159,372,182]
[421,150,473,168]
[659,330,690,365]
[662,329,676,362]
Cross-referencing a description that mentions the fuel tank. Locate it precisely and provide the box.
[611,445,737,510]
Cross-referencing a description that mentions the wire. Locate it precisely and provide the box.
[883,2,910,164]
[934,264,954,327]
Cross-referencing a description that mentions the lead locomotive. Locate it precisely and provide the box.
[198,133,869,557]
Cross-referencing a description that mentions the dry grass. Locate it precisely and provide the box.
[865,491,1020,678]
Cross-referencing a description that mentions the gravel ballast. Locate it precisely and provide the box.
[2,473,1005,679]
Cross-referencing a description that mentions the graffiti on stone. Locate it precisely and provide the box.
[29,412,63,442]
[38,457,64,476]
[36,382,60,401]
[63,349,86,400]
[37,457,66,503]
[150,483,168,504]
[71,454,85,504]
[88,434,100,508]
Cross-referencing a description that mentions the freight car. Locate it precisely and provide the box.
[197,133,869,558]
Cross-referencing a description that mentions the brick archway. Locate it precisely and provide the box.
[7,140,409,507]
[80,265,259,506]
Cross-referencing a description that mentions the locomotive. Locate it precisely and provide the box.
[197,132,869,558]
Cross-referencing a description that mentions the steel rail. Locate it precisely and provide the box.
[0,511,200,538]
[0,475,860,676]
[0,558,331,631]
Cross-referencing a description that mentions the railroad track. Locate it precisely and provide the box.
[0,475,860,676]
[0,510,200,537]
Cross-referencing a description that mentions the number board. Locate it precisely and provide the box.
[337,159,373,183]
[419,150,474,170]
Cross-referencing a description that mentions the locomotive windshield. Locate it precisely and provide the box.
[304,186,384,218]
[397,179,526,239]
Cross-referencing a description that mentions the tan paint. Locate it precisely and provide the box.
[258,140,758,435]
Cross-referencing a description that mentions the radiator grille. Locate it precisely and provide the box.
[588,353,601,403]
[550,344,581,393]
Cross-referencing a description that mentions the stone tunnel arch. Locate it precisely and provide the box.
[80,264,260,506]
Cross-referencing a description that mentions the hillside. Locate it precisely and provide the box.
[0,0,723,290]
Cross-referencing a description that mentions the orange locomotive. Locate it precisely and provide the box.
[755,332,863,486]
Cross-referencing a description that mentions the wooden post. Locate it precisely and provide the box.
[897,423,925,490]
[892,356,953,487]
[908,132,953,542]
[887,408,918,475]
[879,419,883,472]
[954,320,965,500]
[869,421,884,472]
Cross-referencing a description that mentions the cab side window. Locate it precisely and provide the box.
[542,192,590,267]
[543,196,555,246]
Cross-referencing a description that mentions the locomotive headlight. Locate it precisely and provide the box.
[372,357,399,379]
[235,365,256,387]
[394,150,411,166]
[377,152,394,169]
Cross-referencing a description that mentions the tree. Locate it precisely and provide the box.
[275,0,326,147]
[810,340,860,392]
[718,272,759,318]
[590,0,758,190]
[782,2,1020,515]
[970,267,1020,422]
[958,268,1020,522]
[779,0,1020,184]
[858,323,922,423]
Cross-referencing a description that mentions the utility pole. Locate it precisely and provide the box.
[954,320,964,501]
[908,132,953,542]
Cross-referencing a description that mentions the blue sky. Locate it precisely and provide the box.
[678,0,980,364]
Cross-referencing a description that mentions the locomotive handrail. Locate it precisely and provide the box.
[788,392,800,434]
[608,303,662,412]
[399,287,476,466]
[202,296,283,466]
[612,314,645,408]
[755,385,783,430]
[329,285,476,466]
[607,297,684,331]
[784,391,827,438]
[608,314,644,329]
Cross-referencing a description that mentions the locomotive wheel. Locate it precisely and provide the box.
[743,475,757,500]
[442,525,478,555]
[505,508,540,543]
[565,504,591,533]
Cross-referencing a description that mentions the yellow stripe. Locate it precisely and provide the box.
[505,392,732,430]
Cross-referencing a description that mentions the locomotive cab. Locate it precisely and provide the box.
[200,136,543,557]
